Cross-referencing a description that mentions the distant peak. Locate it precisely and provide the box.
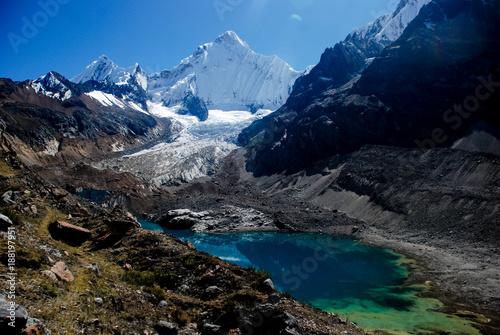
[41,71,64,81]
[95,54,114,64]
[214,31,249,48]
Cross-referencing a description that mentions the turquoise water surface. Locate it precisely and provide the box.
[140,219,480,335]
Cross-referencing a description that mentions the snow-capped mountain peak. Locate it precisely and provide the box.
[32,71,73,101]
[349,0,432,45]
[72,55,117,83]
[72,55,148,91]
[148,31,304,113]
[213,30,250,49]
[61,31,304,119]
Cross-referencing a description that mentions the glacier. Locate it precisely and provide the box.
[93,105,272,185]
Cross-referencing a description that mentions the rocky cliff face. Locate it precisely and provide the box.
[0,77,172,166]
[284,0,431,112]
[240,0,500,176]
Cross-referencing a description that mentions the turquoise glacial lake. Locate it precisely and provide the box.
[140,219,480,335]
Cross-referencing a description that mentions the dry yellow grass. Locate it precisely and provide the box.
[0,159,18,176]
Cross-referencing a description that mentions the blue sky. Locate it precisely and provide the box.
[0,0,395,81]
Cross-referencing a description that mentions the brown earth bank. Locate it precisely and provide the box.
[149,145,500,334]
[0,150,365,334]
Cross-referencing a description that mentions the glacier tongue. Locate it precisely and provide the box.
[93,104,272,185]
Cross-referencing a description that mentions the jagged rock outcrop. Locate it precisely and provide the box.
[72,55,149,110]
[177,92,209,121]
[240,0,500,176]
[286,0,432,112]
[0,77,172,166]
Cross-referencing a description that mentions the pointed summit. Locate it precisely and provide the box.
[213,31,249,48]
[71,56,148,91]
[32,71,75,101]
[148,31,303,112]
[72,55,119,84]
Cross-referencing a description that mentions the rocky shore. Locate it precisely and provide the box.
[0,151,365,335]
[150,146,500,334]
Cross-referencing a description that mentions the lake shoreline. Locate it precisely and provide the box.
[151,203,500,334]
[153,148,500,334]
[142,220,483,334]
[328,225,500,334]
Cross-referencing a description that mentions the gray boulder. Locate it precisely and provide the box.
[0,214,13,231]
[158,300,169,308]
[1,191,16,205]
[155,320,178,335]
[0,300,28,332]
[201,323,221,335]
[263,278,275,291]
[168,215,201,230]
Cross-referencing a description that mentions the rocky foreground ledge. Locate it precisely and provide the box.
[0,151,364,334]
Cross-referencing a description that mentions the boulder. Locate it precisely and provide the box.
[201,323,221,335]
[155,321,178,335]
[205,286,222,294]
[279,312,304,335]
[1,191,16,204]
[85,263,101,276]
[48,220,91,246]
[104,218,141,235]
[22,323,46,335]
[50,262,74,282]
[167,215,200,230]
[267,293,281,304]
[160,209,209,229]
[204,286,223,298]
[0,300,28,332]
[50,188,68,200]
[263,278,275,291]
[167,209,195,218]
[158,300,169,308]
[0,214,13,231]
[40,270,57,281]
